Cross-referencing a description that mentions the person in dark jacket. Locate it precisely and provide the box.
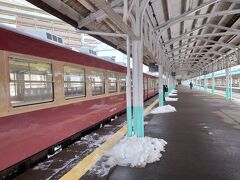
[163,84,168,101]
[189,82,193,89]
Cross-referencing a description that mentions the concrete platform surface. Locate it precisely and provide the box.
[83,86,240,180]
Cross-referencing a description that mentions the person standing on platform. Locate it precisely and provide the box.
[163,84,168,102]
[190,82,193,90]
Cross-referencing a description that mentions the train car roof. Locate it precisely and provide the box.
[0,25,159,78]
[0,24,126,73]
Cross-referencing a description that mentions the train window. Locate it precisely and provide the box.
[148,78,152,90]
[52,35,57,42]
[108,72,117,93]
[58,37,63,44]
[149,79,154,90]
[46,33,52,40]
[9,57,53,107]
[144,78,148,90]
[155,80,159,89]
[64,66,85,98]
[91,71,105,96]
[119,75,126,92]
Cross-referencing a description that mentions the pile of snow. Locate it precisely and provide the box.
[166,97,178,101]
[33,160,53,171]
[90,136,167,177]
[150,105,176,114]
[77,133,113,149]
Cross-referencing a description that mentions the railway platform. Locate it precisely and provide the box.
[16,86,240,180]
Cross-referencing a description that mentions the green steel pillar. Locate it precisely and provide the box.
[132,1,145,137]
[225,66,230,100]
[204,75,207,93]
[158,64,164,107]
[229,67,232,101]
[211,72,215,96]
[132,38,144,137]
[198,75,201,90]
[166,72,169,97]
[132,39,144,137]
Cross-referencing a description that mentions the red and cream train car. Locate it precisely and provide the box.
[0,26,158,177]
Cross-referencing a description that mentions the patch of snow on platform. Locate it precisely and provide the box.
[103,124,112,127]
[90,136,167,177]
[150,105,176,114]
[166,97,178,101]
[208,132,213,135]
[169,93,177,96]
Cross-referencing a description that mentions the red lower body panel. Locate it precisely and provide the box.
[148,90,157,98]
[0,94,126,171]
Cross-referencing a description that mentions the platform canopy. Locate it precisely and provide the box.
[26,0,240,79]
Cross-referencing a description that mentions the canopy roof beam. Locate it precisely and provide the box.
[156,7,240,32]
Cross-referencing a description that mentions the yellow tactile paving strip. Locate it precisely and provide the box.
[60,99,159,180]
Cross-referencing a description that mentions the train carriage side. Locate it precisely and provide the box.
[0,26,158,176]
[0,27,127,174]
[145,74,158,99]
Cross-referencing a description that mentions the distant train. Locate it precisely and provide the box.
[0,26,158,177]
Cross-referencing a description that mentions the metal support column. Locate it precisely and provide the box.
[225,57,232,101]
[211,71,215,96]
[199,72,201,90]
[132,39,144,137]
[229,65,232,101]
[204,74,207,93]
[132,0,144,137]
[158,64,164,106]
[225,60,229,100]
[166,71,170,96]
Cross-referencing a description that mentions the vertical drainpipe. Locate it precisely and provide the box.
[158,64,164,106]
[126,36,132,137]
